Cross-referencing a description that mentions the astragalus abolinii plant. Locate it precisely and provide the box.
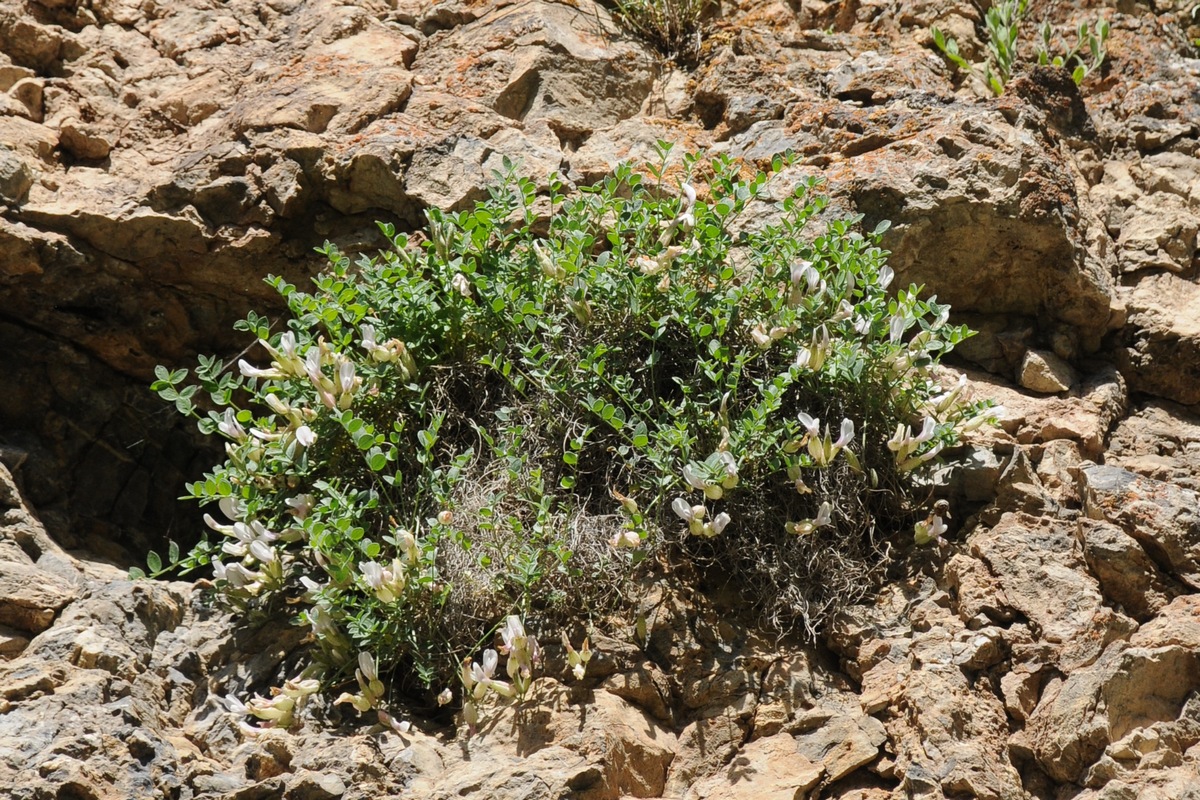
[144,144,994,732]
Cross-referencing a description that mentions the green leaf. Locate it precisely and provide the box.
[128,566,146,580]
[367,449,388,472]
[168,540,180,564]
[632,422,649,449]
[146,551,162,575]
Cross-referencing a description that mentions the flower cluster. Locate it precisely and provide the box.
[460,616,541,730]
[225,676,321,733]
[335,652,387,714]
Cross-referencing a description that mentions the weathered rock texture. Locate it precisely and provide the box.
[4,0,1200,797]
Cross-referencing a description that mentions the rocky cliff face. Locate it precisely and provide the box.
[2,0,1200,798]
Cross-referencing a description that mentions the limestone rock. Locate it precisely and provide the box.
[1141,150,1200,205]
[1077,518,1184,622]
[0,559,76,634]
[684,733,823,800]
[666,712,749,796]
[1018,349,1076,393]
[1119,272,1200,407]
[1107,402,1200,492]
[827,579,1025,800]
[792,713,886,784]
[57,119,114,160]
[1081,465,1200,590]
[1035,438,1085,507]
[0,148,32,204]
[816,98,1116,352]
[1028,598,1200,787]
[967,365,1127,458]
[412,1,655,135]
[1115,192,1199,274]
[460,679,677,799]
[968,512,1136,671]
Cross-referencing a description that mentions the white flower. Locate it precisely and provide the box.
[238,359,285,380]
[797,413,856,467]
[222,694,249,716]
[878,266,894,289]
[672,497,704,523]
[295,425,316,447]
[714,451,738,489]
[378,709,411,734]
[562,633,593,681]
[888,417,942,471]
[914,514,948,545]
[786,501,833,535]
[672,497,728,537]
[256,332,305,377]
[218,496,244,521]
[795,326,830,371]
[437,687,454,706]
[248,539,277,564]
[451,272,472,298]
[359,651,378,683]
[832,299,854,322]
[789,261,824,306]
[204,512,235,537]
[499,616,525,653]
[359,559,406,603]
[533,241,566,281]
[636,254,664,275]
[681,182,697,209]
[218,409,248,441]
[609,530,642,549]
[305,348,337,410]
[282,678,321,699]
[798,412,820,438]
[961,406,1001,432]
[337,359,356,394]
[681,463,706,493]
[929,373,968,415]
[835,418,854,448]
[497,616,541,696]
[468,649,515,699]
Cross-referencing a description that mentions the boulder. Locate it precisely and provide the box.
[1106,402,1200,492]
[1076,518,1184,622]
[1114,192,1199,274]
[1028,597,1200,785]
[1081,465,1200,590]
[1118,273,1200,407]
[684,733,823,800]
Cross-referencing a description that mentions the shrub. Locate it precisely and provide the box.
[612,0,713,64]
[933,1,1110,95]
[145,145,992,730]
